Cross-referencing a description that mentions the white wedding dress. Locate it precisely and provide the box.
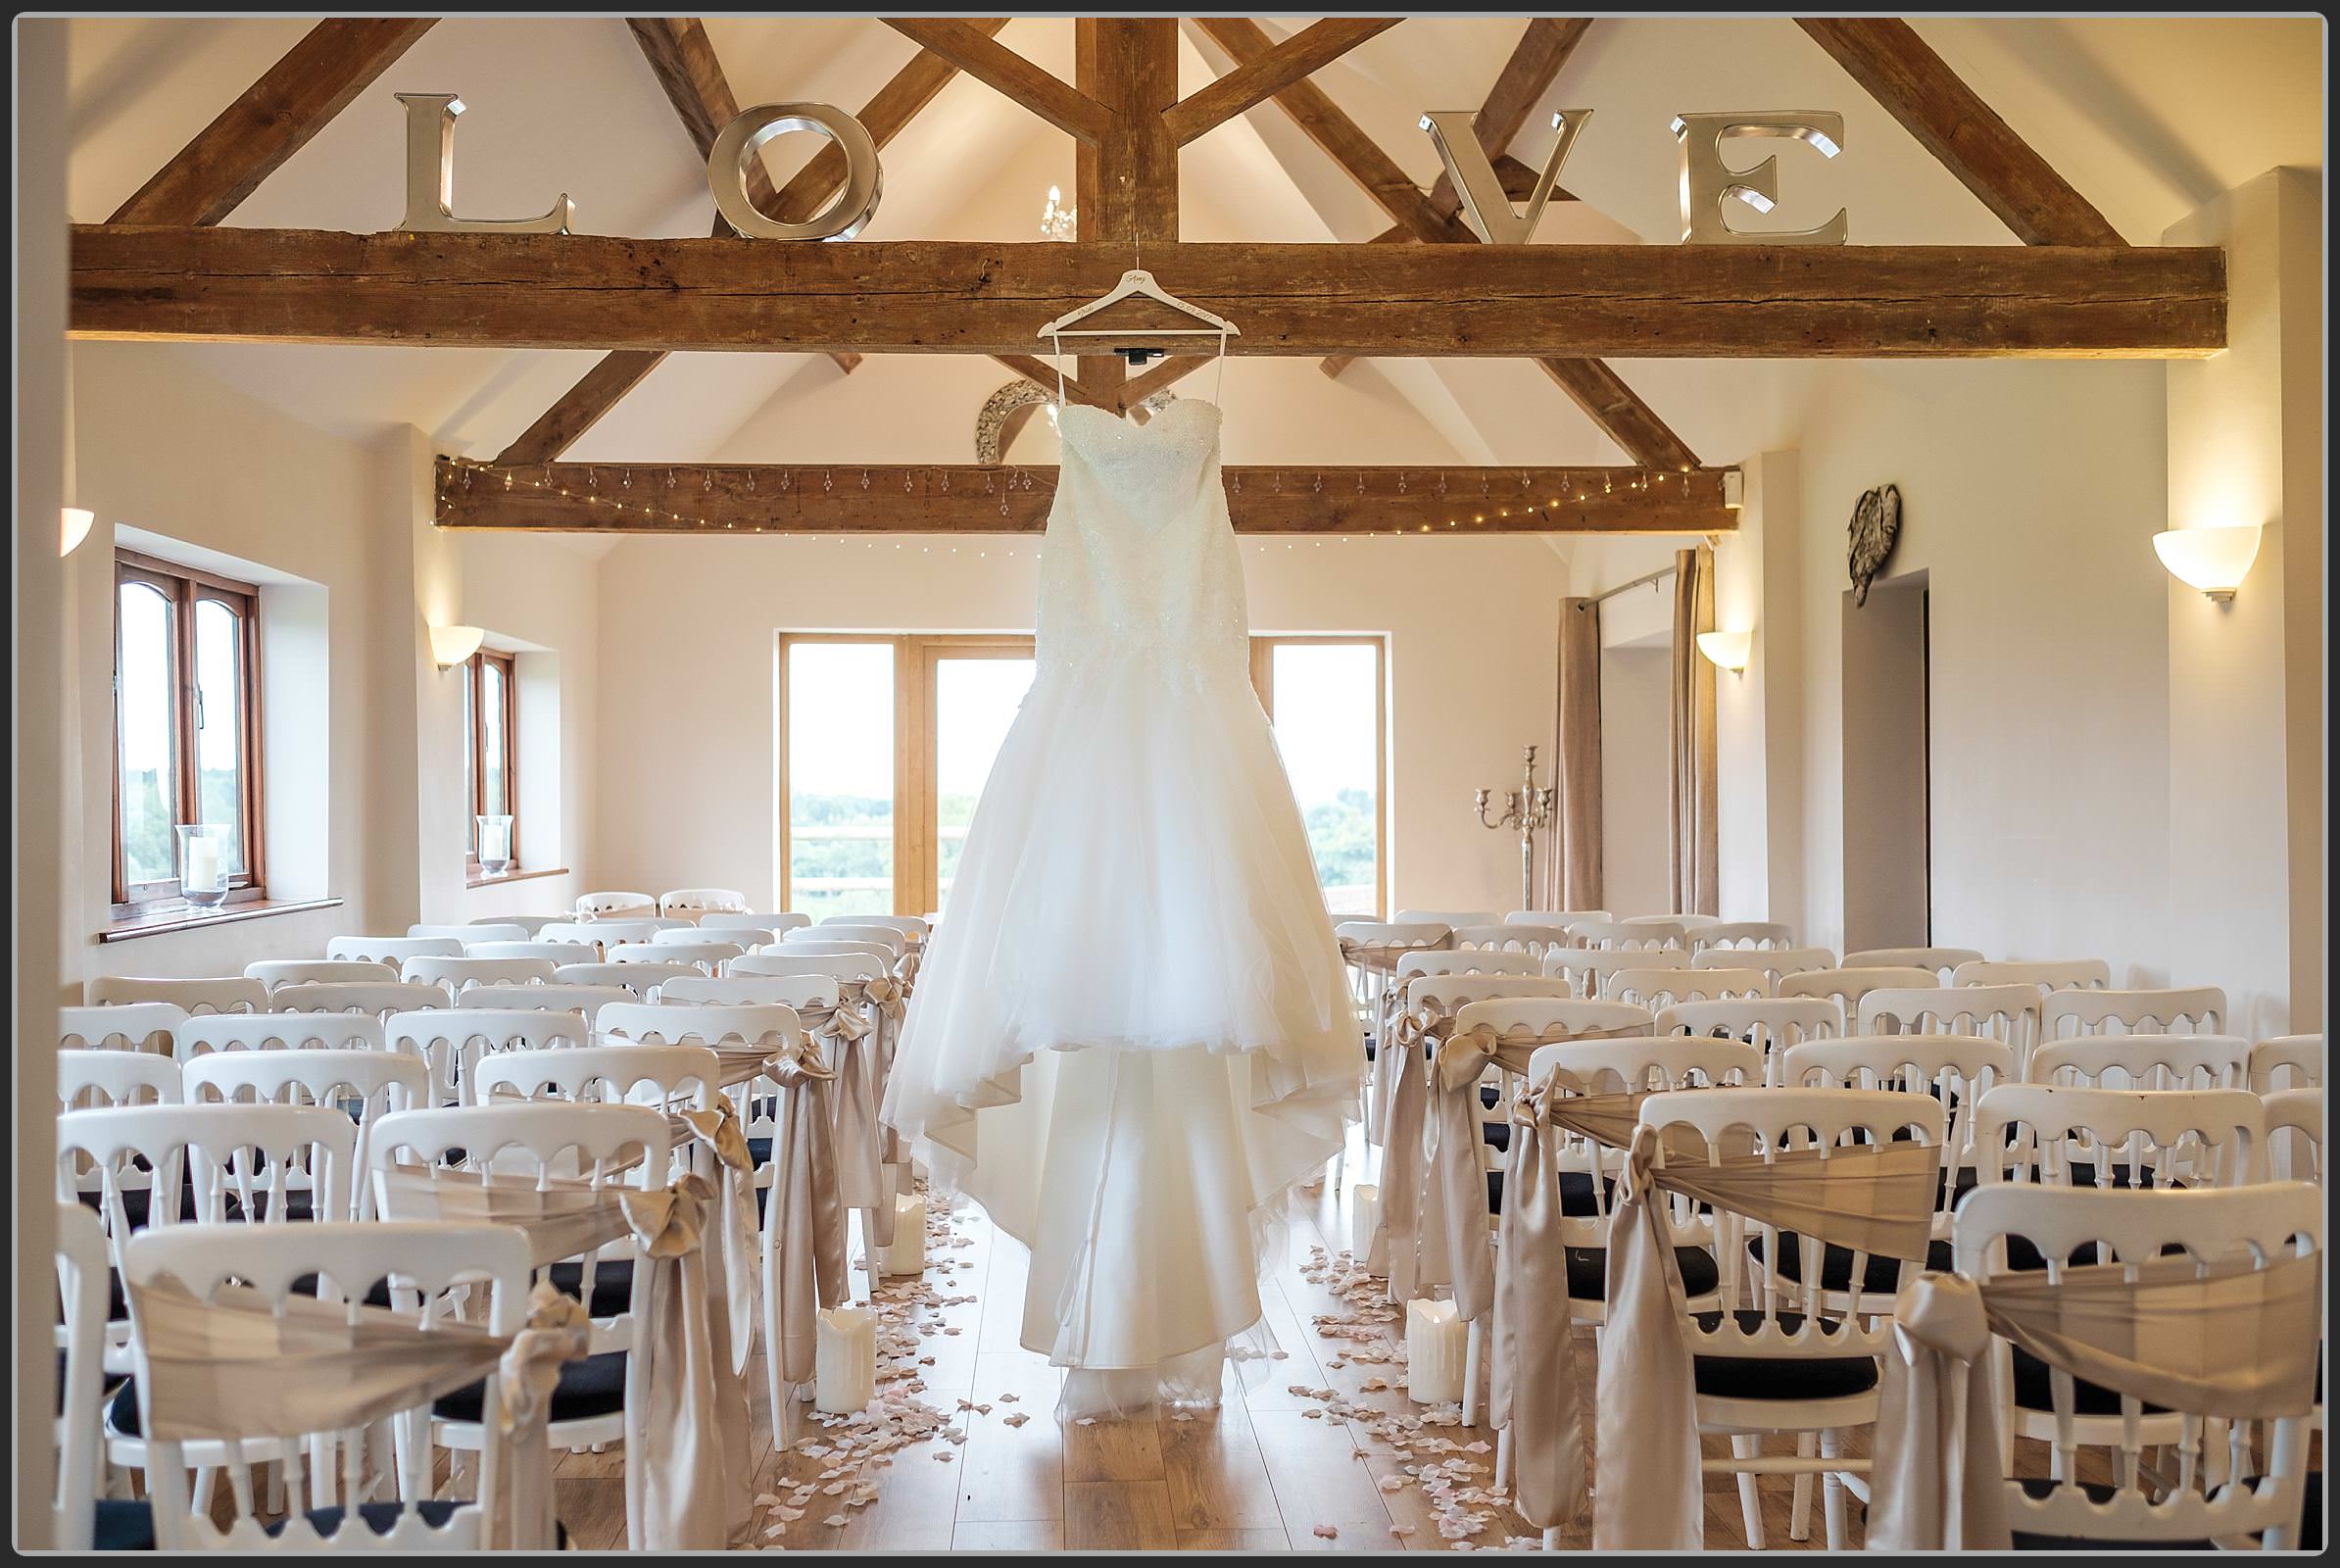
[882,397,1359,1414]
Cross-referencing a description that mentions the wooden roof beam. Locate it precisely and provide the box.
[75,229,2228,360]
[1796,17,2126,247]
[108,19,436,226]
[882,18,1113,144]
[1161,19,1402,145]
[436,457,1740,535]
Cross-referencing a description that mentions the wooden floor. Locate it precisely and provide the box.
[548,1148,1877,1551]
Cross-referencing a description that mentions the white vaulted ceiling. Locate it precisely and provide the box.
[63,14,2325,479]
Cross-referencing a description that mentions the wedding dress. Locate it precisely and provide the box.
[881,397,1359,1414]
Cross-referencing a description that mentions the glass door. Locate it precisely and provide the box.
[908,637,1037,914]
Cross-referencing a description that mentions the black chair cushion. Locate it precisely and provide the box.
[1565,1245,1721,1302]
[2008,1478,2216,1549]
[1750,1233,1956,1294]
[1686,1309,1879,1401]
[433,1348,627,1426]
[2012,1344,2168,1416]
[92,1497,156,1550]
[548,1258,636,1318]
[287,1273,398,1308]
[1487,1168,1619,1218]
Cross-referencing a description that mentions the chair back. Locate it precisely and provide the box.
[1397,948,1541,983]
[457,982,635,1025]
[2030,1033,2252,1092]
[60,1003,185,1054]
[244,959,397,991]
[1952,957,2110,995]
[2263,1087,2321,1186]
[1403,973,1574,1017]
[1571,918,1686,952]
[1604,965,1769,1008]
[122,1221,532,1549]
[1951,1181,2321,1550]
[576,891,657,920]
[1448,923,1571,957]
[658,887,748,916]
[655,974,842,1010]
[1656,996,1843,1084]
[1701,945,1836,988]
[58,1049,184,1109]
[552,961,697,993]
[87,977,265,1015]
[802,922,906,956]
[325,935,463,964]
[463,941,600,964]
[1544,948,1687,995]
[1779,1033,2015,1176]
[1691,920,1795,953]
[58,1102,357,1248]
[53,1204,110,1549]
[412,922,525,944]
[1974,1084,2267,1192]
[1530,1033,1761,1096]
[729,952,885,984]
[774,937,894,963]
[608,941,741,975]
[401,956,558,997]
[384,1007,590,1106]
[1856,982,2041,1053]
[270,982,449,1020]
[1842,946,1983,982]
[598,1002,799,1053]
[2250,1033,2322,1093]
[472,1042,720,1116]
[1778,965,1939,1009]
[821,912,921,941]
[2042,986,2226,1039]
[702,911,811,936]
[568,917,688,945]
[181,1050,428,1217]
[177,1010,385,1061]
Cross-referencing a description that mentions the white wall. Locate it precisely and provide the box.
[1597,644,1671,917]
[63,349,601,985]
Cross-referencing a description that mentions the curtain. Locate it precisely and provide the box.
[1667,549,1719,916]
[1549,597,1603,909]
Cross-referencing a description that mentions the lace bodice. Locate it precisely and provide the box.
[1034,400,1248,684]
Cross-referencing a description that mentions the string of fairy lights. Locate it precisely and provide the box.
[437,455,1700,551]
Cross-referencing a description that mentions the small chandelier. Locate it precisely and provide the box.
[1038,184,1076,242]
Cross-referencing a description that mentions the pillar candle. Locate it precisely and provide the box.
[1404,1298,1468,1404]
[184,835,220,890]
[881,1193,926,1275]
[814,1304,877,1413]
[1350,1183,1389,1275]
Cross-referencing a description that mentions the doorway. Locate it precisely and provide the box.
[1841,573,1932,951]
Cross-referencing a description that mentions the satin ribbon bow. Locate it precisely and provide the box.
[680,1102,759,1374]
[620,1172,716,1259]
[821,1001,873,1044]
[500,1282,593,1436]
[861,973,906,1019]
[1894,1271,1991,1363]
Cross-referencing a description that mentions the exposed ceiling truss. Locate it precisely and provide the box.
[73,15,2226,537]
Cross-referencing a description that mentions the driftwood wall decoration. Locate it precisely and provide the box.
[1848,482,1902,605]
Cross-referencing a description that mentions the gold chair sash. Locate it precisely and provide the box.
[767,1038,851,1386]
[1590,1120,1940,1547]
[126,1275,587,1549]
[862,973,910,1186]
[679,1103,757,1376]
[376,1165,634,1269]
[821,999,893,1248]
[1870,1254,2323,1549]
[1418,1028,1549,1322]
[1376,1003,1439,1300]
[1488,1078,1588,1530]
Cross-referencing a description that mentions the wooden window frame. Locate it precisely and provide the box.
[111,548,267,915]
[1250,633,1389,919]
[463,647,520,877]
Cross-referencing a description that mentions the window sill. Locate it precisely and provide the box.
[101,896,345,944]
[467,865,571,890]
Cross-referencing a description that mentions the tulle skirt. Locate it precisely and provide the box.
[882,661,1360,1412]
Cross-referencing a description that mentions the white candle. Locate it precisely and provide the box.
[881,1193,926,1276]
[184,835,220,890]
[814,1304,877,1413]
[1404,1298,1468,1404]
[1350,1183,1389,1275]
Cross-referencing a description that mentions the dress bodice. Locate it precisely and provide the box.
[1034,400,1248,683]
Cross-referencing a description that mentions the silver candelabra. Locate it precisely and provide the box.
[1474,745,1559,913]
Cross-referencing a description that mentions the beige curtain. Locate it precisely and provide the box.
[1667,549,1719,916]
[1550,597,1603,909]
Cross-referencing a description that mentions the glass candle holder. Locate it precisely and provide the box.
[476,814,514,874]
[176,823,230,907]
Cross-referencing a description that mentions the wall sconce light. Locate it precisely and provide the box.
[1696,629,1752,673]
[429,623,485,669]
[60,507,94,557]
[2153,524,2262,605]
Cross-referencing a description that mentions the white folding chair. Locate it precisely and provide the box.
[87,978,265,1016]
[471,1042,720,1114]
[654,974,842,1010]
[54,1202,110,1550]
[1604,965,1770,1008]
[457,982,635,1026]
[658,888,748,917]
[401,956,558,998]
[244,960,397,991]
[729,952,885,985]
[1953,957,2111,995]
[122,1220,536,1548]
[1705,945,1837,989]
[176,1010,386,1061]
[608,941,741,975]
[775,937,894,964]
[384,1007,590,1107]
[822,913,922,943]
[1841,946,1983,982]
[2043,986,2227,1039]
[1571,918,1687,952]
[2030,1034,2253,1092]
[1657,996,1844,1085]
[412,923,526,944]
[59,1050,183,1109]
[324,936,463,965]
[2250,1033,2322,1094]
[270,982,449,1021]
[1448,923,1572,959]
[2263,1087,2322,1185]
[575,892,658,920]
[1692,921,1796,954]
[61,1003,186,1055]
[1779,965,1939,1011]
[553,960,700,994]
[463,941,600,965]
[181,1050,429,1218]
[798,922,905,956]
[1952,1181,2319,1549]
[1543,947,1687,996]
